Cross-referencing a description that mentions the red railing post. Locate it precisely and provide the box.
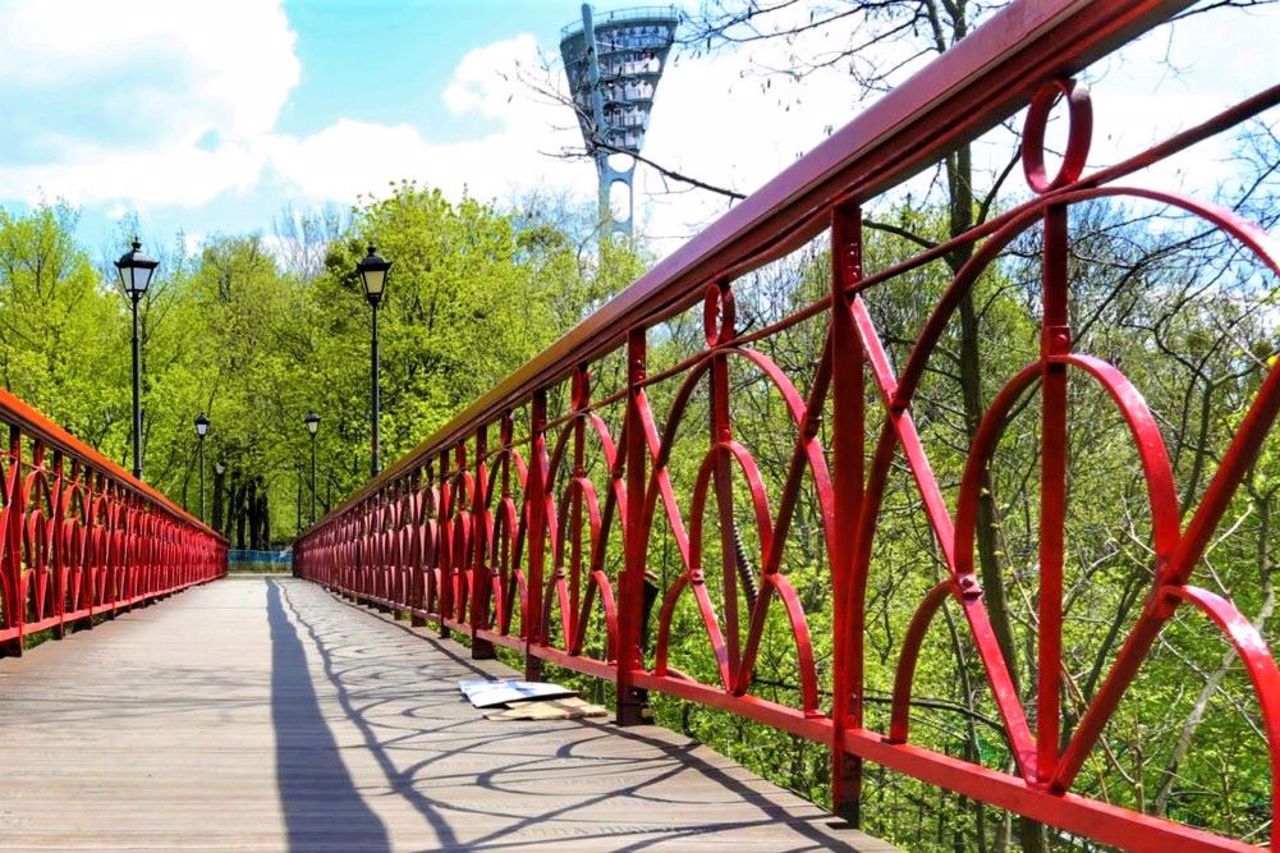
[106,490,119,617]
[524,388,549,682]
[471,424,495,659]
[1038,201,1070,785]
[404,478,417,616]
[617,326,648,725]
[451,445,468,625]
[351,503,362,602]
[830,205,865,823]
[569,366,587,652]
[707,281,742,676]
[123,501,136,610]
[437,448,452,638]
[411,465,428,628]
[364,498,374,603]
[86,471,101,625]
[51,449,66,640]
[4,425,23,656]
[497,412,515,637]
[389,480,403,618]
[77,462,94,629]
[379,491,392,610]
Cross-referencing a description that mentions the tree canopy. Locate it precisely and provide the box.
[0,185,630,547]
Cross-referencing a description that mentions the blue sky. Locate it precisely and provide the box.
[0,1,1276,264]
[278,1,566,139]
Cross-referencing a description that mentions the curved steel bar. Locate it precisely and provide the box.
[887,580,954,744]
[1171,586,1280,852]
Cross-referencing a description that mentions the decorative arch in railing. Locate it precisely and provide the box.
[295,1,1280,849]
[0,389,227,655]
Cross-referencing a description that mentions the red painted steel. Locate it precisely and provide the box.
[295,1,1280,849]
[0,388,227,655]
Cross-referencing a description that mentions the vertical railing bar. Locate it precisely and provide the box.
[525,388,549,683]
[438,448,452,638]
[5,425,23,655]
[618,326,649,725]
[471,424,495,659]
[411,465,428,628]
[51,448,65,639]
[829,205,865,824]
[1038,202,1070,783]
[708,280,742,677]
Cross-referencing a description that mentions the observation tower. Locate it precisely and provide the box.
[559,4,679,237]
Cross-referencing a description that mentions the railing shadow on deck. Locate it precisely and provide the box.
[266,579,392,852]
[278,579,856,852]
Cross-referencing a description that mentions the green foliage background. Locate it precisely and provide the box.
[0,186,625,546]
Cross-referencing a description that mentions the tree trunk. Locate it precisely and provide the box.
[236,479,248,549]
[212,466,225,532]
[251,482,269,550]
[947,142,1043,853]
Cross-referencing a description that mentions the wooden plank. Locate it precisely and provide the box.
[0,576,897,852]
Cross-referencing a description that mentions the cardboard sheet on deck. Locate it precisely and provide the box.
[458,677,576,708]
[484,696,609,721]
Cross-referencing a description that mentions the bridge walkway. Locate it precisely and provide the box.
[0,576,895,852]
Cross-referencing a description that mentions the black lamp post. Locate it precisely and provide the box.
[304,410,319,524]
[115,239,159,480]
[355,245,391,477]
[194,413,210,523]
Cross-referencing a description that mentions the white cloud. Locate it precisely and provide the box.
[268,36,591,206]
[0,17,590,217]
[442,36,534,120]
[0,1,297,143]
[0,0,297,208]
[631,13,868,243]
[1072,6,1280,200]
[3,140,268,209]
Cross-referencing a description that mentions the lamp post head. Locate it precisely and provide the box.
[355,244,392,306]
[194,412,210,439]
[115,239,159,299]
[304,410,320,436]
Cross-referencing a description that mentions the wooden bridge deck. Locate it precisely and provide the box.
[0,577,895,852]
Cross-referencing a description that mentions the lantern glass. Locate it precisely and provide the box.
[355,244,392,304]
[194,413,210,438]
[115,240,159,297]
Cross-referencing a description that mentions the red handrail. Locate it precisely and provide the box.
[0,388,220,537]
[295,2,1280,850]
[309,0,1196,519]
[0,388,227,655]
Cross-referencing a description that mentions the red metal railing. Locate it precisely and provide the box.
[294,2,1280,849]
[0,388,227,655]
